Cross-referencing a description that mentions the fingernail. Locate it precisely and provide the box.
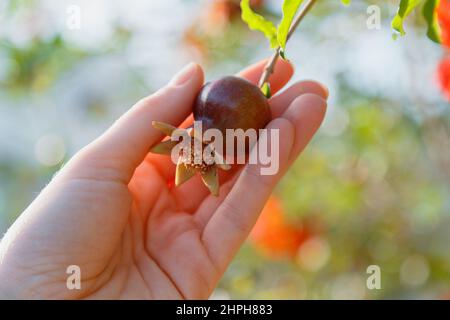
[170,63,197,86]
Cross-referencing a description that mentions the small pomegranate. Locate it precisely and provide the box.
[150,76,271,195]
[193,76,271,135]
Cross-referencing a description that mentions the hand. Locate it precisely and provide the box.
[0,60,328,299]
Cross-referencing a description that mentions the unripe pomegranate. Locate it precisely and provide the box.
[193,76,271,135]
[151,76,271,195]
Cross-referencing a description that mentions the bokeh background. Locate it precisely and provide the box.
[1,0,450,299]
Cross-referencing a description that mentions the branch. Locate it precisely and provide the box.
[258,0,318,88]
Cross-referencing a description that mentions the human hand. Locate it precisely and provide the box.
[0,60,328,299]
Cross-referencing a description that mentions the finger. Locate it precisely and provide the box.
[173,168,239,213]
[128,159,171,217]
[270,80,329,118]
[193,84,328,226]
[238,58,294,94]
[141,153,177,184]
[61,63,204,184]
[281,93,328,163]
[201,94,327,271]
[193,170,240,228]
[202,117,295,270]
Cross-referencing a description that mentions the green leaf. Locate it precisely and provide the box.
[341,0,351,5]
[261,82,272,98]
[277,0,304,51]
[422,0,442,43]
[391,0,424,37]
[240,0,278,48]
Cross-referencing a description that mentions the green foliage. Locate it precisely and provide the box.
[0,36,86,93]
[240,0,278,48]
[277,0,304,51]
[339,0,442,43]
[390,0,443,43]
[392,0,424,36]
[241,0,444,58]
[422,0,442,43]
[240,0,304,52]
[261,82,272,98]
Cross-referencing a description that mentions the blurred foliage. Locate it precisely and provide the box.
[1,36,86,93]
[1,0,450,299]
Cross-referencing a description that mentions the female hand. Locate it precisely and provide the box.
[0,59,328,299]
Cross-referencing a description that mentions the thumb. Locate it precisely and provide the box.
[62,63,204,184]
[0,64,204,297]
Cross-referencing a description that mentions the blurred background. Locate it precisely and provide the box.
[1,0,450,299]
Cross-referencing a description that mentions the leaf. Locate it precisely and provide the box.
[277,0,304,51]
[261,82,272,98]
[422,0,442,43]
[240,0,278,48]
[341,0,351,5]
[391,0,424,37]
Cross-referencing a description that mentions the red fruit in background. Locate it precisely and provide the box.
[202,0,238,35]
[249,196,309,260]
[204,0,264,27]
[437,55,450,101]
[438,0,450,48]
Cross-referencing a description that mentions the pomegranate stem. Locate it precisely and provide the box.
[258,0,318,88]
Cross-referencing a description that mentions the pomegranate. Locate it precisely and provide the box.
[151,76,271,195]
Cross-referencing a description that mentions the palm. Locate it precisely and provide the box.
[81,155,234,299]
[0,60,328,300]
[0,162,222,299]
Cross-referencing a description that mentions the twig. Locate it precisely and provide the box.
[258,0,318,88]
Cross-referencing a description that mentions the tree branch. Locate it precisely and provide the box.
[258,0,318,88]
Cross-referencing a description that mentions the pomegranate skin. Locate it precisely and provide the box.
[193,76,272,135]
